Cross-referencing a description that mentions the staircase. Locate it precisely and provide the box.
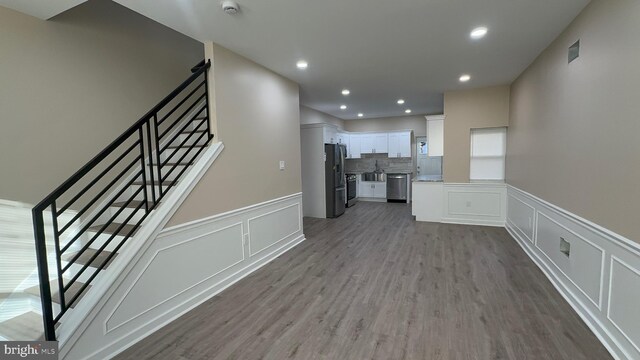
[8,60,214,342]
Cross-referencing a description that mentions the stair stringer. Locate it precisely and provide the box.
[56,141,225,358]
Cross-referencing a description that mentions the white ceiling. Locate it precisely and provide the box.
[0,0,87,19]
[111,0,591,119]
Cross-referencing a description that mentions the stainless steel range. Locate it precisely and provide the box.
[346,174,357,207]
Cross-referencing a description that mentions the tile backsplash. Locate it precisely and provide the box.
[345,153,413,173]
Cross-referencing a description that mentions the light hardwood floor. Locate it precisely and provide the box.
[117,202,612,360]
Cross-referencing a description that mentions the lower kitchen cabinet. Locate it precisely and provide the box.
[360,181,386,199]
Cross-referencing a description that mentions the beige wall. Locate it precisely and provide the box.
[507,0,640,243]
[167,44,302,226]
[443,85,510,183]
[300,106,345,129]
[0,0,204,204]
[343,115,426,136]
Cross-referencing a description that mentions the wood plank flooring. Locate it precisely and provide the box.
[116,202,612,360]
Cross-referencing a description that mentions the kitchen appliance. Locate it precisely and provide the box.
[387,173,408,202]
[346,174,357,208]
[325,143,347,218]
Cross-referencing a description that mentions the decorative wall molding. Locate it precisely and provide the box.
[506,185,640,360]
[58,142,225,354]
[441,183,506,227]
[412,182,507,226]
[61,192,304,360]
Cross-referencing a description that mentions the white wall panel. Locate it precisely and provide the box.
[536,212,604,309]
[506,185,640,360]
[441,184,506,226]
[105,223,245,331]
[61,193,305,360]
[248,203,301,257]
[507,194,535,243]
[608,256,640,355]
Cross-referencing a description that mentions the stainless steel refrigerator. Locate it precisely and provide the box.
[325,143,346,218]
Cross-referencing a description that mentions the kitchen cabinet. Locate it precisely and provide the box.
[373,182,386,198]
[359,181,373,198]
[347,134,361,159]
[360,133,388,154]
[323,126,337,144]
[359,181,386,199]
[337,132,348,145]
[427,115,444,157]
[388,131,412,158]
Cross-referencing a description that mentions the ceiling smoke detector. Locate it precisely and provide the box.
[221,1,240,14]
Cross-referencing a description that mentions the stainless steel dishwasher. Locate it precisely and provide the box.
[386,174,408,202]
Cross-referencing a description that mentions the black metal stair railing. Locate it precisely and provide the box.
[32,60,212,341]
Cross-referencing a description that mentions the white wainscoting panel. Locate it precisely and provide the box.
[441,183,506,226]
[506,194,535,243]
[608,256,640,355]
[248,203,301,257]
[61,193,304,360]
[506,185,640,360]
[535,212,604,309]
[105,222,245,332]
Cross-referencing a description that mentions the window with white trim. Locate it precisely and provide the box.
[470,127,507,181]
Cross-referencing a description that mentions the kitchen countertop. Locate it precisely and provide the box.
[412,175,443,182]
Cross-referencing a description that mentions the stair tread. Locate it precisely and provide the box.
[163,162,193,166]
[132,180,176,186]
[166,144,206,149]
[88,222,138,236]
[112,200,153,209]
[24,280,90,308]
[63,248,117,270]
[0,312,43,340]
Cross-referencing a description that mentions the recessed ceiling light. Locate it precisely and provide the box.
[397,99,405,105]
[296,60,308,69]
[342,89,350,96]
[340,105,347,110]
[470,27,488,39]
[357,113,364,118]
[459,74,471,82]
[405,109,412,114]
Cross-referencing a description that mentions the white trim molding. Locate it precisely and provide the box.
[506,185,640,360]
[60,192,304,360]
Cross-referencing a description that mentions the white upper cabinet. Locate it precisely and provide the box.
[373,133,388,153]
[387,131,412,158]
[426,115,445,157]
[337,131,348,145]
[347,134,362,159]
[360,133,388,154]
[323,126,338,144]
[360,134,374,154]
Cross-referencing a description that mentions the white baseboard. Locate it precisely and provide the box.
[506,185,640,360]
[60,193,305,360]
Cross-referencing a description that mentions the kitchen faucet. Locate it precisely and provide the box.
[374,160,384,173]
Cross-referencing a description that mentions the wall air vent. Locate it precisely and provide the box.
[568,40,580,63]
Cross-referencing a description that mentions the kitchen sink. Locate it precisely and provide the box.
[361,172,386,182]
